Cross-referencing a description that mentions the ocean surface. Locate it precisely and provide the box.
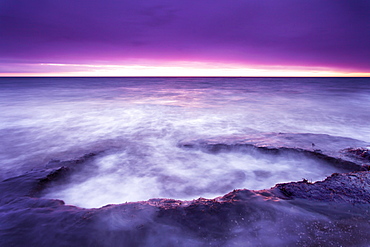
[1,77,369,208]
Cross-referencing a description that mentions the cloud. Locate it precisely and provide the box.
[0,0,369,72]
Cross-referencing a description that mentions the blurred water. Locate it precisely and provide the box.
[0,77,369,207]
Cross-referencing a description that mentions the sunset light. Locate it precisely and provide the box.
[1,0,370,246]
[1,62,369,77]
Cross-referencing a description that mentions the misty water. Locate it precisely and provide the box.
[1,77,369,208]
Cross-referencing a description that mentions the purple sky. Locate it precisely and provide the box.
[1,0,369,74]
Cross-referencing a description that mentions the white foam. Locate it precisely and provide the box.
[0,78,369,206]
[43,147,343,208]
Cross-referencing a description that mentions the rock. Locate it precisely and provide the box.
[1,133,370,246]
[343,147,370,162]
[273,171,370,203]
[178,132,370,170]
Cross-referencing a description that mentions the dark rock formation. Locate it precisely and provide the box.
[1,133,370,246]
[343,147,370,164]
[273,171,370,203]
[178,132,370,171]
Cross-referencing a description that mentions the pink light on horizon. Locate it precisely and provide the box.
[1,61,369,77]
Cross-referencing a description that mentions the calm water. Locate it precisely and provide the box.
[1,77,369,208]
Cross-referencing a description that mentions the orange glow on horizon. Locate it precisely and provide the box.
[1,62,369,77]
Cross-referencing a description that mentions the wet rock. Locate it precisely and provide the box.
[343,147,370,162]
[178,132,370,171]
[273,171,370,203]
[1,133,370,246]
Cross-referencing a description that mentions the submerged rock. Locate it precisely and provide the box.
[178,132,370,170]
[1,133,370,246]
[343,147,370,163]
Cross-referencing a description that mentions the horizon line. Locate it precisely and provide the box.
[1,76,369,78]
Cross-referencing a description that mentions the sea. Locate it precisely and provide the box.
[1,77,369,208]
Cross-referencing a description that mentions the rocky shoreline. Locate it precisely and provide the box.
[1,133,370,246]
